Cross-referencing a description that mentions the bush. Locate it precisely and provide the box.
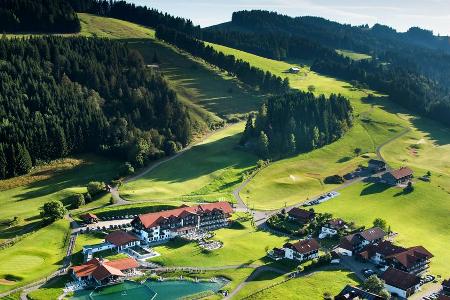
[87,181,105,197]
[119,162,135,177]
[40,200,67,223]
[324,175,344,184]
[84,192,92,203]
[71,194,85,209]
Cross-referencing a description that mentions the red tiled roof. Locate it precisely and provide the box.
[359,227,386,242]
[390,167,413,180]
[137,202,233,228]
[362,241,406,257]
[80,213,98,220]
[105,231,139,247]
[72,257,139,281]
[287,207,315,221]
[381,267,420,290]
[388,246,433,269]
[285,238,320,254]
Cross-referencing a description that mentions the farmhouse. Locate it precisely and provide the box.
[288,67,300,73]
[287,207,315,224]
[283,238,320,262]
[335,285,384,300]
[338,227,386,256]
[319,218,346,239]
[383,167,413,185]
[71,257,139,286]
[131,202,233,244]
[82,230,140,259]
[381,267,421,298]
[80,213,99,224]
[358,241,433,274]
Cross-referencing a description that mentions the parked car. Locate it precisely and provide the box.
[362,269,375,278]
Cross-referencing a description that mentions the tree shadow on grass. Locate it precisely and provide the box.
[360,183,391,196]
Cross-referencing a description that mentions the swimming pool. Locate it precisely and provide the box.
[71,278,227,300]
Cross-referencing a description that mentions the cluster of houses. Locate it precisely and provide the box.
[71,202,233,286]
[337,227,434,298]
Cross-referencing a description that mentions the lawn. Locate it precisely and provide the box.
[240,269,359,300]
[120,123,258,202]
[27,275,70,300]
[315,181,450,277]
[149,215,291,268]
[336,49,372,61]
[78,13,155,39]
[0,220,70,293]
[0,155,120,242]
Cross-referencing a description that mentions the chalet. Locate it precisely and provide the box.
[71,257,139,286]
[443,279,450,293]
[368,159,386,172]
[131,202,233,244]
[358,241,433,274]
[335,285,384,300]
[283,238,320,262]
[381,267,421,298]
[383,167,413,185]
[288,67,300,73]
[319,218,346,239]
[80,213,99,224]
[338,227,386,256]
[287,207,315,224]
[82,230,140,258]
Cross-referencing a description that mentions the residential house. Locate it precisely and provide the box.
[131,202,233,244]
[381,267,421,298]
[338,227,386,256]
[368,159,386,172]
[383,167,413,185]
[283,238,320,262]
[71,257,139,286]
[319,218,346,239]
[358,241,433,274]
[335,285,384,300]
[80,213,99,224]
[287,207,315,224]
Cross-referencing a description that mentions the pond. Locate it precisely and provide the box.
[71,279,227,300]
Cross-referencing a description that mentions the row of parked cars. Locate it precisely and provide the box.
[303,191,339,206]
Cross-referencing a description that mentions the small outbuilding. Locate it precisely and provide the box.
[80,213,99,224]
[288,67,300,74]
[383,167,413,185]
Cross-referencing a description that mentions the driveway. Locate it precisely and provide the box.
[73,219,132,233]
[339,255,380,281]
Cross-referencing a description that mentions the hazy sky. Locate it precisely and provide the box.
[129,0,450,35]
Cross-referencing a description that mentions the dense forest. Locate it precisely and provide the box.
[0,0,80,33]
[0,37,191,179]
[204,10,450,127]
[156,26,289,94]
[241,92,353,158]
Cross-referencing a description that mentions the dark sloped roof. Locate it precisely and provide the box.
[287,207,315,220]
[335,285,384,300]
[340,227,386,250]
[285,238,320,254]
[359,227,386,241]
[388,246,433,268]
[381,267,420,290]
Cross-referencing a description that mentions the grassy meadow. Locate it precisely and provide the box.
[241,269,359,300]
[120,123,258,203]
[336,49,372,61]
[150,215,291,268]
[0,220,69,293]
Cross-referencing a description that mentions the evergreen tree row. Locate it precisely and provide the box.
[0,0,80,33]
[0,36,191,179]
[241,92,353,158]
[156,26,290,94]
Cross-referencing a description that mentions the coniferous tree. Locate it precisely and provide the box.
[257,131,269,159]
[15,144,32,176]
